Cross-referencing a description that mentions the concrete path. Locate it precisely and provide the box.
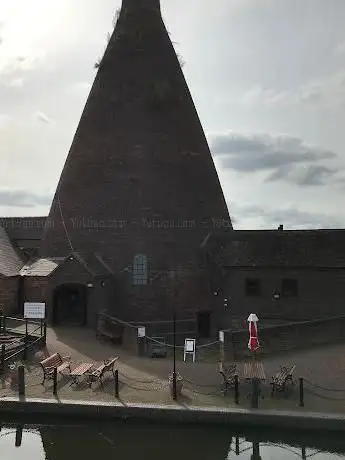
[2,326,345,413]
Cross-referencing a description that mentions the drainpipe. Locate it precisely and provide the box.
[17,275,24,316]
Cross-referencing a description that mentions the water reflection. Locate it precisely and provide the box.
[226,438,342,459]
[0,423,344,460]
[0,425,44,460]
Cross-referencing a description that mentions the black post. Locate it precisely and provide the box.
[235,436,240,455]
[251,441,262,460]
[299,377,304,407]
[40,319,43,337]
[18,365,25,397]
[15,425,23,447]
[53,367,58,395]
[301,446,306,460]
[234,374,239,404]
[25,319,28,340]
[43,322,47,345]
[115,369,119,398]
[0,344,5,374]
[251,378,259,409]
[172,311,177,400]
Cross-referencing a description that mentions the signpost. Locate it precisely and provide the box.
[183,338,196,362]
[24,302,45,319]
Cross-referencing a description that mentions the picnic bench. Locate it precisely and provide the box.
[88,357,118,387]
[69,363,94,386]
[270,364,296,396]
[40,353,71,385]
[218,362,238,394]
[243,361,266,381]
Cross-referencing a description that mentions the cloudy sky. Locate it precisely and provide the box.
[1,0,345,229]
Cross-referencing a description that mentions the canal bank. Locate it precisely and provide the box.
[1,397,345,433]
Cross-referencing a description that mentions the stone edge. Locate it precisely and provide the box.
[0,398,345,432]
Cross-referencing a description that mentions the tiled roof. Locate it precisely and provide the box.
[20,252,112,278]
[207,230,345,268]
[0,227,25,276]
[20,257,63,277]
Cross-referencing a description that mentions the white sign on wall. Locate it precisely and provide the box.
[24,302,46,319]
[183,338,196,362]
[137,326,146,337]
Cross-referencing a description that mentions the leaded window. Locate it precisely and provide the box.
[132,254,148,285]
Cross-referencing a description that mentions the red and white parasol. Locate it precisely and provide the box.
[247,313,260,352]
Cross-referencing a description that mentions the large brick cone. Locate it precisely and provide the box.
[40,0,231,321]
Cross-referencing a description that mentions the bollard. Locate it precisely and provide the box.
[0,344,5,374]
[251,378,259,409]
[235,436,240,455]
[234,374,239,404]
[172,372,177,401]
[18,365,25,397]
[299,377,304,407]
[53,367,58,395]
[115,369,119,398]
[15,426,23,447]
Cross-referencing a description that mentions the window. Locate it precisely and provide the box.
[245,278,261,297]
[282,278,298,298]
[132,254,148,285]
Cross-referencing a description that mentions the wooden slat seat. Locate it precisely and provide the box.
[270,364,296,396]
[218,362,237,395]
[88,357,118,387]
[40,352,71,385]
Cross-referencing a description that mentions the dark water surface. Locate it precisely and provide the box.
[1,422,345,459]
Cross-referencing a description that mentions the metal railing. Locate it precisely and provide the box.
[0,315,47,374]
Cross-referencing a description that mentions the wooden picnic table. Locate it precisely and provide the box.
[243,361,266,381]
[69,363,94,386]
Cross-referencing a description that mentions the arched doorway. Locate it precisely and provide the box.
[52,283,87,326]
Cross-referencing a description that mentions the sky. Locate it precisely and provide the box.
[0,0,345,229]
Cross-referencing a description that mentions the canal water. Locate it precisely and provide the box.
[1,422,345,459]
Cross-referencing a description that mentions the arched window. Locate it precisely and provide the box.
[132,254,148,285]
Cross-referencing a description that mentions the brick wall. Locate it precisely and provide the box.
[0,276,18,315]
[226,314,345,359]
[221,267,345,326]
[23,277,49,303]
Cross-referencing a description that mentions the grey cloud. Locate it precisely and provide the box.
[229,202,345,229]
[0,189,52,208]
[211,132,338,186]
[266,164,337,186]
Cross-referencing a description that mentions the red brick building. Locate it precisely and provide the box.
[2,1,343,341]
[0,0,231,338]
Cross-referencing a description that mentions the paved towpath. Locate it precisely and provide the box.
[2,326,345,413]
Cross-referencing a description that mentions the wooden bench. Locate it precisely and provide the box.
[270,364,296,396]
[40,353,71,385]
[88,357,118,387]
[218,362,237,395]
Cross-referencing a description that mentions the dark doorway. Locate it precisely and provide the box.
[53,284,87,326]
[197,311,211,338]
